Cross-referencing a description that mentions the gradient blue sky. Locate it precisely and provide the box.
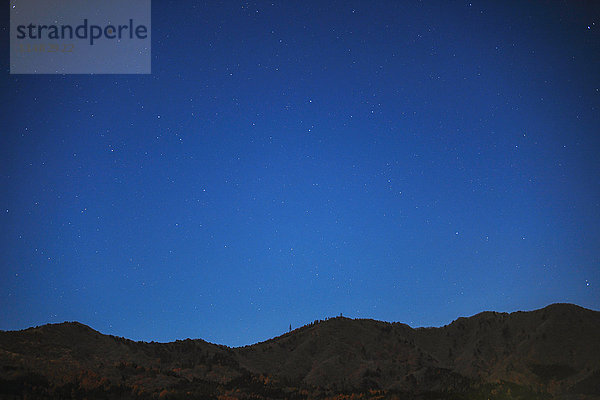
[1,1,599,347]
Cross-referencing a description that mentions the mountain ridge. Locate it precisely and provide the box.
[1,303,599,399]
[3,302,595,347]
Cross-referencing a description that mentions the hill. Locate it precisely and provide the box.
[1,303,599,399]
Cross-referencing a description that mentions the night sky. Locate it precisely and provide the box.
[1,1,599,347]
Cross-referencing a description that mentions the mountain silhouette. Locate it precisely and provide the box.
[1,303,599,399]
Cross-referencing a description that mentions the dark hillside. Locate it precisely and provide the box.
[1,304,599,399]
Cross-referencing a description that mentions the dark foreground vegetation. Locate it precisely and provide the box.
[1,304,599,399]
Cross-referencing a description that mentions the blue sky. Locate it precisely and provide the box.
[1,1,599,346]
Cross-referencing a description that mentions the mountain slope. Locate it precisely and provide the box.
[0,321,245,397]
[235,304,600,396]
[1,303,599,399]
